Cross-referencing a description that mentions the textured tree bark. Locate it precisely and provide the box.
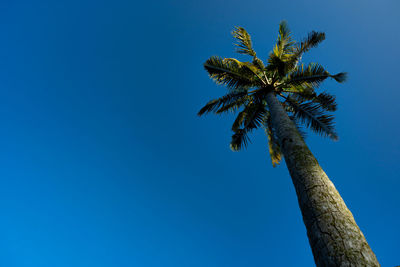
[265,92,380,267]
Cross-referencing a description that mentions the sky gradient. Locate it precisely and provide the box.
[0,0,399,266]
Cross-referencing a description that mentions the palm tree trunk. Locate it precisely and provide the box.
[265,92,379,266]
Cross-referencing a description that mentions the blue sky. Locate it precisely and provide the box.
[0,0,399,266]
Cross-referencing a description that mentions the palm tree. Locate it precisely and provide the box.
[198,21,379,266]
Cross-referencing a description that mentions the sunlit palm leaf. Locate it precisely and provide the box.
[232,27,256,57]
[267,21,297,78]
[264,114,282,167]
[281,83,316,96]
[279,31,325,73]
[204,56,264,90]
[267,53,287,78]
[252,57,265,71]
[273,20,295,58]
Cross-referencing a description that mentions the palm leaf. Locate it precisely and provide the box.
[204,56,264,90]
[232,27,256,57]
[281,101,309,139]
[267,21,298,78]
[273,20,295,58]
[289,115,308,139]
[332,72,347,83]
[281,83,316,96]
[216,95,250,114]
[264,115,282,167]
[285,97,338,140]
[296,31,325,56]
[232,109,247,132]
[232,102,265,131]
[314,92,337,111]
[266,53,287,78]
[223,58,267,85]
[230,129,250,151]
[198,91,248,116]
[252,57,265,70]
[280,31,326,72]
[243,103,266,129]
[284,63,346,88]
[284,90,337,112]
[230,103,266,151]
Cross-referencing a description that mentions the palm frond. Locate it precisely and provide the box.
[281,31,325,70]
[230,129,250,151]
[296,31,325,55]
[273,21,295,58]
[240,61,268,85]
[266,53,287,78]
[289,115,308,139]
[216,95,250,114]
[264,115,282,167]
[285,63,332,87]
[230,103,266,151]
[281,83,316,96]
[204,56,264,90]
[252,57,265,71]
[243,103,266,130]
[198,91,248,116]
[314,92,337,111]
[266,21,296,78]
[232,109,247,132]
[281,100,309,139]
[332,72,347,83]
[285,97,338,140]
[284,89,337,112]
[232,27,256,57]
[285,63,347,88]
[232,102,265,131]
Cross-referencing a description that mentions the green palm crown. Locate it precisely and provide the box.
[198,21,347,167]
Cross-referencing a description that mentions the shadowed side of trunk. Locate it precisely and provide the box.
[265,92,379,267]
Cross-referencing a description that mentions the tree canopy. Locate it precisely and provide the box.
[199,21,347,167]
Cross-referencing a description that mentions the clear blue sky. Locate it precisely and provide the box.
[0,0,399,266]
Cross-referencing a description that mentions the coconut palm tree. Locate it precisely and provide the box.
[198,21,379,266]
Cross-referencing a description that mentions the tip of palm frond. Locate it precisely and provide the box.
[232,26,245,34]
[197,99,217,116]
[325,130,339,141]
[271,160,281,168]
[231,26,256,57]
[230,129,250,151]
[306,31,325,46]
[197,109,205,116]
[270,151,282,167]
[329,133,339,141]
[332,72,347,83]
[229,143,240,152]
[279,20,289,32]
